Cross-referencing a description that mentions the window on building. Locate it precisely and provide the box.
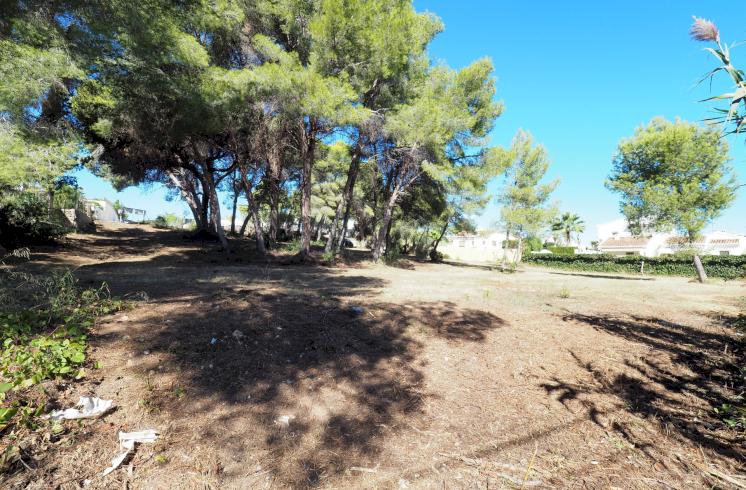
[719,250,730,256]
[624,252,638,256]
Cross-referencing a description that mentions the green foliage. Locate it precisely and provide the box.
[523,236,544,253]
[547,246,575,255]
[0,264,124,432]
[524,253,746,280]
[153,213,182,229]
[714,399,746,431]
[551,212,584,245]
[496,130,559,261]
[606,118,736,240]
[690,18,746,136]
[0,193,67,249]
[0,122,81,192]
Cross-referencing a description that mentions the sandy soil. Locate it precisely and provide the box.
[4,223,746,489]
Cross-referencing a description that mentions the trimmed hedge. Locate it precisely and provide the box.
[546,246,575,255]
[524,253,746,280]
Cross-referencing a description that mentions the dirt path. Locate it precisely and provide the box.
[6,224,746,489]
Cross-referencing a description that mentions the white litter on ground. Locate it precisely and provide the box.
[103,429,159,476]
[275,415,295,428]
[46,396,114,421]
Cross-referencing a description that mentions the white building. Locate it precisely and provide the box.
[596,220,746,257]
[441,231,520,263]
[86,199,119,222]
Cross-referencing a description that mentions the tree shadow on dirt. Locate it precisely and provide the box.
[540,313,744,462]
[77,250,505,487]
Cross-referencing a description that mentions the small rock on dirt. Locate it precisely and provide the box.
[349,306,365,316]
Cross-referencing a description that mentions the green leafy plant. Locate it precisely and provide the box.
[0,260,124,434]
[714,400,746,431]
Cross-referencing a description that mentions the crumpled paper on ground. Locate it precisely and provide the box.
[46,396,114,421]
[103,430,159,476]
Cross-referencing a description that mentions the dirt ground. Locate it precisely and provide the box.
[4,223,746,489]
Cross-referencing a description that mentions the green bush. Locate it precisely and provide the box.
[0,194,67,249]
[0,259,124,434]
[153,213,182,229]
[547,246,575,255]
[524,253,746,280]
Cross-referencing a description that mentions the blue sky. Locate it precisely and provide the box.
[72,1,746,241]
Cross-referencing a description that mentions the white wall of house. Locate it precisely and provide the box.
[86,199,119,222]
[441,231,520,263]
[597,219,746,257]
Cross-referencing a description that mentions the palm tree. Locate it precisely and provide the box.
[551,213,585,245]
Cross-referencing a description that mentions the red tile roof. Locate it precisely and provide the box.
[599,237,650,248]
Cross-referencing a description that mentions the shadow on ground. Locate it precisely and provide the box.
[74,245,505,487]
[541,313,745,463]
[547,271,654,281]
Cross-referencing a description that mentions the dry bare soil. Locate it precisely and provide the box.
[5,224,746,489]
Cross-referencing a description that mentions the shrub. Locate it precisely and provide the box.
[153,213,181,229]
[547,246,575,255]
[0,252,124,436]
[0,194,67,249]
[524,253,746,279]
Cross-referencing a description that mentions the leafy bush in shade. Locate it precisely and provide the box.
[0,194,67,249]
[524,253,746,280]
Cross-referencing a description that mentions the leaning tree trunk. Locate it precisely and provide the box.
[240,171,266,255]
[202,166,229,250]
[238,213,251,237]
[167,169,205,230]
[430,220,450,262]
[693,254,708,283]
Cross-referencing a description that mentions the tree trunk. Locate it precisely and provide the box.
[267,147,283,249]
[203,165,229,250]
[502,227,512,266]
[516,235,524,263]
[200,185,210,231]
[315,216,325,242]
[430,220,449,261]
[238,213,251,237]
[326,145,362,253]
[693,254,708,283]
[240,171,266,255]
[230,179,239,235]
[167,169,204,229]
[372,189,399,262]
[299,121,316,260]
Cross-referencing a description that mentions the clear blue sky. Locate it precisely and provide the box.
[72,1,746,241]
